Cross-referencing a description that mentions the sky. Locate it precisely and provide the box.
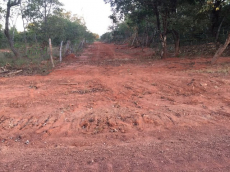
[2,0,113,36]
[59,0,113,36]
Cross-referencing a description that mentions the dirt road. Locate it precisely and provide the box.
[0,42,230,171]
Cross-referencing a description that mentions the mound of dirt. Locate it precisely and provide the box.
[64,53,77,61]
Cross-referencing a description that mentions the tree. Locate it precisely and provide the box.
[26,11,95,47]
[212,32,230,64]
[104,0,180,58]
[93,33,100,40]
[100,32,113,42]
[169,1,208,56]
[22,0,63,44]
[1,0,97,60]
[4,0,21,58]
[23,0,63,23]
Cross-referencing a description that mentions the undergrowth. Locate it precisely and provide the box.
[0,46,61,76]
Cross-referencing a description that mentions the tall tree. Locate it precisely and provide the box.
[22,0,63,44]
[4,0,21,58]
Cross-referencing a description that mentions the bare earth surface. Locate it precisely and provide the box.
[0,42,230,171]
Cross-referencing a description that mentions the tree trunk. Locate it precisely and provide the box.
[131,33,137,47]
[160,33,167,59]
[211,32,230,64]
[172,29,180,57]
[44,0,48,40]
[154,3,160,32]
[20,3,28,55]
[82,38,85,48]
[145,35,149,47]
[160,14,169,59]
[65,40,71,56]
[153,2,168,58]
[4,0,21,58]
[34,34,38,44]
[215,17,225,44]
[77,39,85,51]
[11,13,19,45]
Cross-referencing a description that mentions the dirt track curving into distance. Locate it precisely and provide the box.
[0,42,230,171]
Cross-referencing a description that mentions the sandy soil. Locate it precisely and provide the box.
[0,42,230,171]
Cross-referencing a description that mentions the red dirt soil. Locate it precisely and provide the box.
[0,42,230,171]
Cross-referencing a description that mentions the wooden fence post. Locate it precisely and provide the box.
[65,40,71,56]
[49,38,55,68]
[60,41,63,62]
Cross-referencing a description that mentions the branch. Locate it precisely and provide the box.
[8,0,21,7]
[48,2,53,16]
[37,5,45,19]
[212,32,230,64]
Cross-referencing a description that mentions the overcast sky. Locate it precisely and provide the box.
[9,0,113,36]
[59,0,113,36]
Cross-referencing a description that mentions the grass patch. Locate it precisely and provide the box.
[0,49,57,76]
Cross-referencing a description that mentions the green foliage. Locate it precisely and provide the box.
[0,51,14,67]
[0,30,4,48]
[22,0,63,22]
[103,0,230,57]
[100,32,113,42]
[0,30,8,49]
[18,0,96,48]
[25,12,95,46]
[0,0,99,75]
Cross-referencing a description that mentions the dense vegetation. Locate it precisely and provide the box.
[102,0,230,59]
[0,0,98,62]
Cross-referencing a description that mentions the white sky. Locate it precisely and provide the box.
[59,0,113,36]
[8,0,113,36]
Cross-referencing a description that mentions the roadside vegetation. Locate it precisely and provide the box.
[0,0,98,75]
[102,0,230,63]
